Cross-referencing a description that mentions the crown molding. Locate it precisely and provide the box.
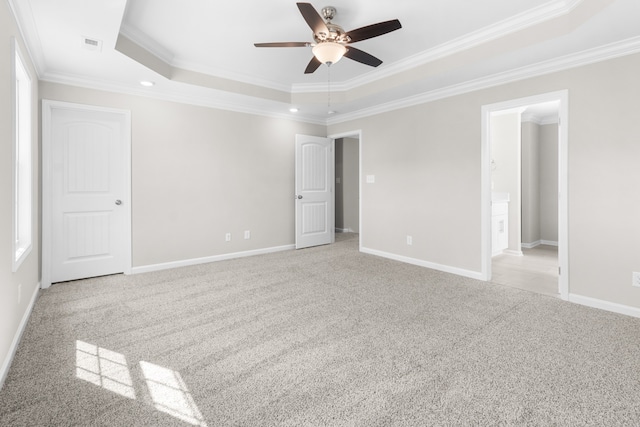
[39,35,640,128]
[294,0,584,94]
[120,24,293,94]
[327,36,640,126]
[39,71,326,126]
[522,113,559,125]
[521,113,544,124]
[119,24,175,64]
[6,0,45,77]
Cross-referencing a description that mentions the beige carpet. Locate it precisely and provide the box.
[2,233,640,426]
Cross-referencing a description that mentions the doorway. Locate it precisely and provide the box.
[329,130,362,251]
[481,91,568,300]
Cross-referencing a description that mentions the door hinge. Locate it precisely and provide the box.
[558,267,561,275]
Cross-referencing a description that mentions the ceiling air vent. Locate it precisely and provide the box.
[81,36,103,52]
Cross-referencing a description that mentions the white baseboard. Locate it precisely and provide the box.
[521,240,541,249]
[522,240,559,249]
[504,249,524,256]
[568,293,640,319]
[1,282,40,390]
[131,244,295,274]
[335,227,356,233]
[360,247,484,281]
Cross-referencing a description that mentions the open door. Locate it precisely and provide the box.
[295,134,334,249]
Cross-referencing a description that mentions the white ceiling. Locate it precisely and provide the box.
[10,0,640,123]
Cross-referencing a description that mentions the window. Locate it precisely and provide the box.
[12,38,32,272]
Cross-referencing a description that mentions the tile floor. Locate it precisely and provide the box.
[491,245,559,297]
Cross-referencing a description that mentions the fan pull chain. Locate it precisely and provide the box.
[327,64,332,109]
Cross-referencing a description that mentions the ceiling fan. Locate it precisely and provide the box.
[254,2,402,74]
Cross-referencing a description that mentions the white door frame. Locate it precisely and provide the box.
[481,90,569,300]
[328,130,362,252]
[41,100,132,289]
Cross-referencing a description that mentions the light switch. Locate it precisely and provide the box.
[366,175,375,184]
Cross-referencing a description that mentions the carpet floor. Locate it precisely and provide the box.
[1,233,640,426]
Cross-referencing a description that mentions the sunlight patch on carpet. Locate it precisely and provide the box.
[140,361,208,426]
[75,340,136,399]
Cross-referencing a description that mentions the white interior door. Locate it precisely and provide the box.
[295,134,334,249]
[43,101,131,285]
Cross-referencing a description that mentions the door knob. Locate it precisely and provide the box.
[115,199,122,205]
[297,195,303,199]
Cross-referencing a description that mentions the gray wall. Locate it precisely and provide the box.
[1,1,40,386]
[39,82,325,268]
[329,52,640,308]
[521,121,541,245]
[521,121,559,246]
[335,138,359,233]
[539,124,559,243]
[491,112,522,253]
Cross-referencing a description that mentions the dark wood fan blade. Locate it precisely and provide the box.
[346,19,402,43]
[297,3,329,36]
[344,47,383,67]
[254,42,309,48]
[304,56,322,74]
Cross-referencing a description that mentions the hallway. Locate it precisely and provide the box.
[492,245,559,297]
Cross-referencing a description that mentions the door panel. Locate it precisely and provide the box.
[295,135,334,249]
[49,106,128,283]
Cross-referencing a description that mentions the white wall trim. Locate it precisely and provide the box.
[569,294,640,319]
[0,283,39,390]
[131,244,295,275]
[6,0,44,77]
[39,72,326,126]
[35,36,640,127]
[361,247,484,281]
[522,114,559,125]
[504,249,524,256]
[328,37,640,126]
[521,240,558,248]
[521,240,541,249]
[335,228,354,233]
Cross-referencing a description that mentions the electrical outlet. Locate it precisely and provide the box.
[633,272,640,288]
[244,230,251,239]
[225,233,231,242]
[406,235,413,246]
[18,283,22,304]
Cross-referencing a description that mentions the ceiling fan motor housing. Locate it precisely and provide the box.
[314,22,349,44]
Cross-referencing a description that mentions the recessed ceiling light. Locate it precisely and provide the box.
[140,81,155,87]
[289,107,299,113]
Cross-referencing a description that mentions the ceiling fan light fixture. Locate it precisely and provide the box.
[312,42,346,65]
